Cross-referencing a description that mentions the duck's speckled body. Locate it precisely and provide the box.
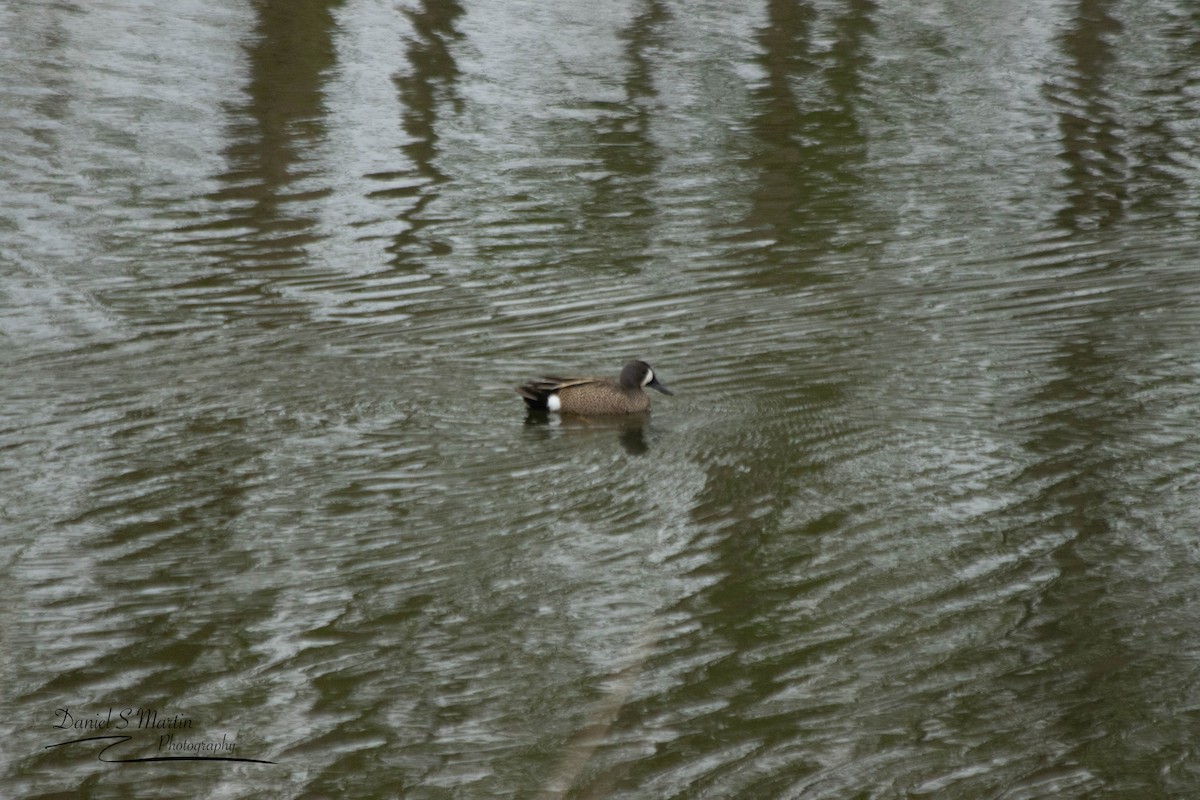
[516,360,673,415]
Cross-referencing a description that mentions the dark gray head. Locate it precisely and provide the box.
[619,360,673,395]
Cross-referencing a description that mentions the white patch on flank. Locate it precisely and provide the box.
[547,394,562,411]
[642,369,653,387]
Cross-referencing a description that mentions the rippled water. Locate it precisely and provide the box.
[4,0,1200,797]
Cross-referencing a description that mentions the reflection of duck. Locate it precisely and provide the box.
[516,360,674,415]
[522,405,653,455]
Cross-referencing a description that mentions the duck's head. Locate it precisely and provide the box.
[621,360,673,395]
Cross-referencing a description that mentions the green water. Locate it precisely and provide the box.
[4,0,1200,797]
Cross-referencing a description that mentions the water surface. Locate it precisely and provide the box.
[4,0,1200,797]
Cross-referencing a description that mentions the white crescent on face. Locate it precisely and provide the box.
[641,368,654,387]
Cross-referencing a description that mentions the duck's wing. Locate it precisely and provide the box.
[538,376,603,390]
[515,376,603,407]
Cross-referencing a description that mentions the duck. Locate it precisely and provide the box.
[516,360,673,415]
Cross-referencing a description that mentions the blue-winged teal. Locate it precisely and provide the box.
[516,360,674,415]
